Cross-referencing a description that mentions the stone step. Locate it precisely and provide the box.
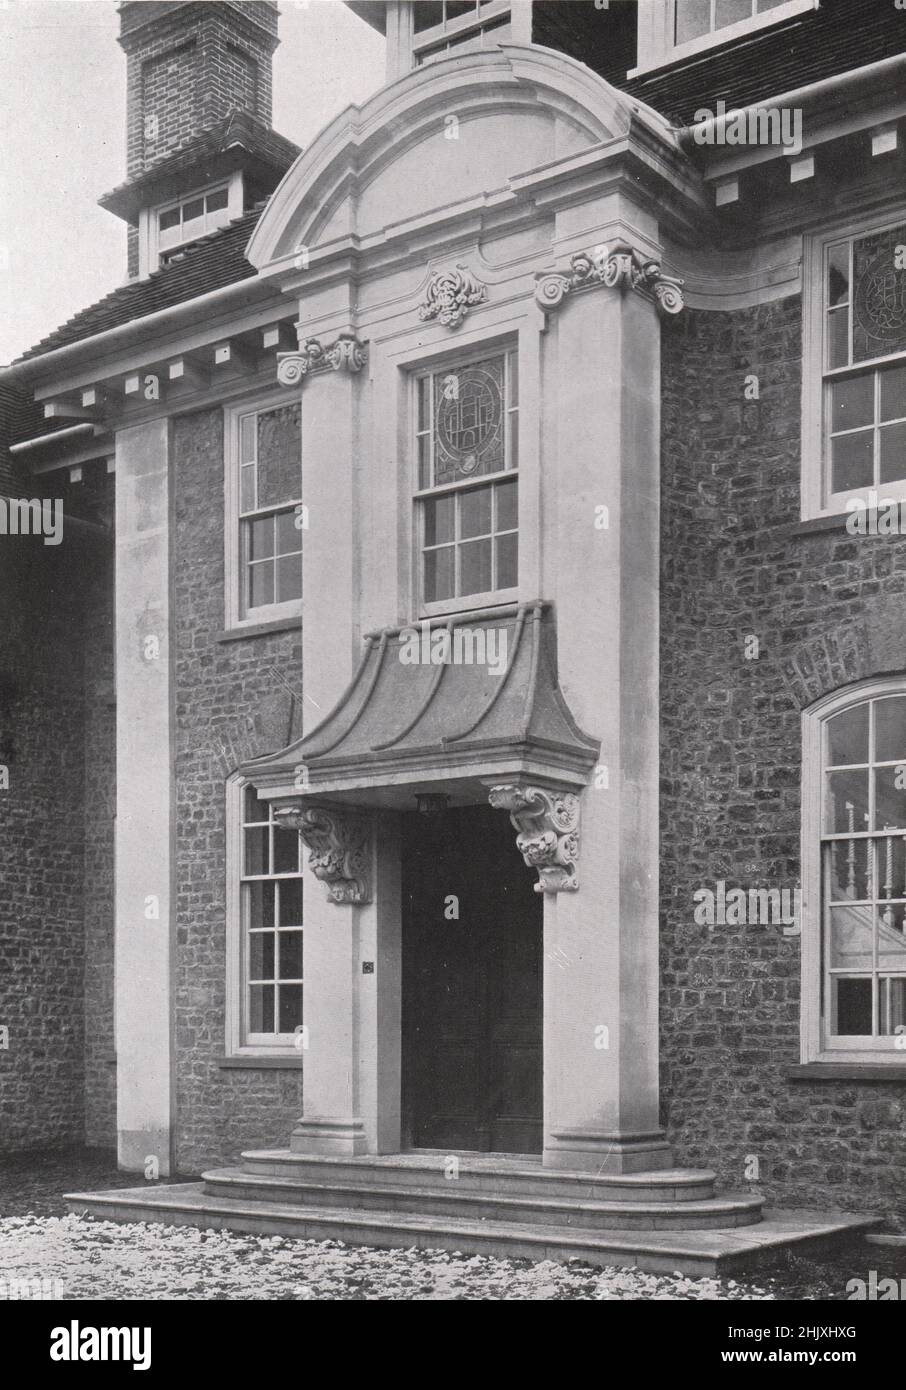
[204,1167,763,1231]
[240,1149,719,1204]
[62,1182,882,1279]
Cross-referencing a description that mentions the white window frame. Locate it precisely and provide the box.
[631,0,818,77]
[413,343,519,618]
[412,0,519,65]
[224,388,303,631]
[802,678,906,1065]
[225,774,306,1058]
[138,171,243,275]
[802,210,906,521]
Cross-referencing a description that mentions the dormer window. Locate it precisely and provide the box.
[158,184,230,254]
[139,171,244,274]
[368,0,530,81]
[412,0,513,64]
[633,0,818,76]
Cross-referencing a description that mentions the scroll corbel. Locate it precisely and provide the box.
[487,784,581,894]
[273,804,372,905]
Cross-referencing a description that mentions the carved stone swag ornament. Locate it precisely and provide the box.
[418,264,489,329]
[535,241,685,317]
[276,333,367,387]
[273,804,372,905]
[488,784,581,894]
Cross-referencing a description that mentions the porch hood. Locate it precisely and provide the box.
[243,602,599,809]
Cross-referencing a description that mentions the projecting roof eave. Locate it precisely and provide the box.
[344,2,386,35]
[98,115,301,223]
[242,602,600,801]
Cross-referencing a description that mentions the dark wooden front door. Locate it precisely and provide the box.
[401,804,542,1154]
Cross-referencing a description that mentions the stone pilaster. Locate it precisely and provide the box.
[114,418,174,1175]
[537,210,681,1173]
[271,326,401,1156]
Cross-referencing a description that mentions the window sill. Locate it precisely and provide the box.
[219,1055,304,1069]
[218,616,302,643]
[787,1063,906,1082]
[792,512,853,535]
[420,590,520,621]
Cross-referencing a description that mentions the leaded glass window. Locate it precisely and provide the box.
[237,401,303,618]
[415,351,518,606]
[824,222,906,500]
[241,785,304,1044]
[821,694,906,1042]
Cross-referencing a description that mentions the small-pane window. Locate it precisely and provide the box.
[238,402,303,618]
[676,0,792,43]
[416,351,518,605]
[157,184,233,252]
[821,694,906,1042]
[242,786,304,1044]
[823,223,906,501]
[411,1,511,64]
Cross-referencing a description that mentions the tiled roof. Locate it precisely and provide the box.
[621,0,906,127]
[99,112,300,222]
[14,206,265,364]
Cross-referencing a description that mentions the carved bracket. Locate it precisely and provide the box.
[277,333,367,387]
[535,241,684,317]
[488,784,580,894]
[273,804,372,905]
[418,264,489,329]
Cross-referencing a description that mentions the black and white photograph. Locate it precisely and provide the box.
[1,0,905,1347]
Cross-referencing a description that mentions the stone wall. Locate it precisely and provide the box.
[0,467,114,1152]
[171,406,304,1173]
[659,295,906,1227]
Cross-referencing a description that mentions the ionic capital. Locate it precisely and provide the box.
[276,334,367,387]
[535,242,684,317]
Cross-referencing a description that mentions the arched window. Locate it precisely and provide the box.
[803,681,906,1061]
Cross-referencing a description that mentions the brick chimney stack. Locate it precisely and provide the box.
[117,1,280,178]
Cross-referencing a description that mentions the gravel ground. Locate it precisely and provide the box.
[0,1148,900,1301]
[1,1213,777,1301]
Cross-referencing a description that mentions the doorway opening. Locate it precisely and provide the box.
[401,803,542,1154]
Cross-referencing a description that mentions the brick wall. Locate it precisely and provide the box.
[660,296,906,1228]
[172,406,304,1173]
[121,2,278,177]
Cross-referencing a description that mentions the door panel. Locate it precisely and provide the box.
[401,804,542,1153]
